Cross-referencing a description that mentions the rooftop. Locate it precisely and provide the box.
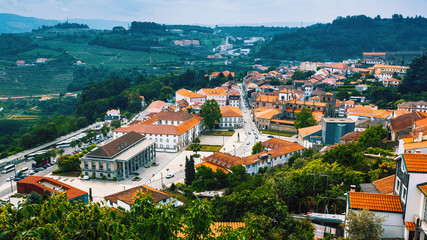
[220,105,242,117]
[87,132,144,158]
[104,184,170,205]
[299,125,322,139]
[373,174,395,194]
[402,153,427,173]
[347,192,402,213]
[18,176,87,200]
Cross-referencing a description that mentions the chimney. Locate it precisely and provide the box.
[418,130,424,142]
[350,185,356,192]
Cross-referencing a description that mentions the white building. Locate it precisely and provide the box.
[220,105,243,128]
[197,88,227,107]
[113,111,204,152]
[81,131,156,180]
[104,109,121,122]
[104,184,177,211]
[278,88,292,102]
[176,89,206,105]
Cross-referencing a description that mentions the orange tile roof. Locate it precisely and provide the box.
[220,105,242,117]
[254,108,281,120]
[200,88,227,96]
[415,118,427,128]
[299,125,322,138]
[405,222,416,231]
[18,176,87,200]
[402,153,427,172]
[347,192,402,213]
[176,89,205,99]
[363,52,386,56]
[255,95,278,103]
[105,184,170,205]
[195,162,229,174]
[417,183,427,196]
[373,174,395,194]
[253,107,272,112]
[404,141,427,151]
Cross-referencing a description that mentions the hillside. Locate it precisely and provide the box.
[256,15,427,61]
[0,13,59,33]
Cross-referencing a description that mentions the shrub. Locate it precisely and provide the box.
[52,168,63,174]
[192,154,200,158]
[112,177,118,182]
[80,174,84,178]
[91,173,96,179]
[102,175,107,180]
[170,183,177,191]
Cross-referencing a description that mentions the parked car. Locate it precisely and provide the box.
[36,167,44,172]
[255,135,258,139]
[246,141,250,145]
[28,170,35,175]
[81,175,90,180]
[247,131,251,135]
[267,135,274,138]
[165,173,174,179]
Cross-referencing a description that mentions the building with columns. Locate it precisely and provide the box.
[81,131,156,180]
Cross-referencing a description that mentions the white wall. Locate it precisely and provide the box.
[405,173,427,222]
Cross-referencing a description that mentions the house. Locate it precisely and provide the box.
[354,118,387,132]
[36,58,47,63]
[339,131,363,144]
[300,61,325,71]
[208,71,235,80]
[278,88,293,102]
[372,64,409,81]
[201,138,305,175]
[383,77,402,87]
[176,89,206,105]
[360,174,396,194]
[197,88,227,107]
[253,95,280,109]
[146,100,171,114]
[253,107,281,130]
[389,111,427,142]
[320,118,355,145]
[17,176,88,203]
[113,112,204,152]
[346,106,392,122]
[335,100,355,118]
[297,125,322,148]
[220,105,243,128]
[105,109,121,122]
[398,101,427,113]
[104,185,177,211]
[81,131,156,180]
[345,192,404,239]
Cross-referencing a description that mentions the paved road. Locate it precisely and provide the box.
[0,122,103,167]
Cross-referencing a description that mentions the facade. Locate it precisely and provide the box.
[201,138,305,175]
[220,105,243,128]
[113,111,204,152]
[389,111,427,142]
[17,176,88,203]
[228,91,240,108]
[197,88,227,107]
[253,107,281,130]
[81,131,156,180]
[105,109,120,122]
[398,101,427,113]
[298,125,322,148]
[175,89,206,105]
[321,118,355,145]
[146,100,171,114]
[104,184,176,211]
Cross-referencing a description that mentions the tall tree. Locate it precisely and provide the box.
[191,137,201,155]
[358,125,387,149]
[201,99,222,131]
[399,55,427,94]
[294,107,317,129]
[185,156,195,186]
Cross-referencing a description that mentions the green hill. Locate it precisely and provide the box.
[0,13,60,33]
[256,14,427,61]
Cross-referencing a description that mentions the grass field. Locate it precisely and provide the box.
[260,130,295,137]
[186,144,222,152]
[204,131,235,136]
[8,108,42,121]
[21,48,63,58]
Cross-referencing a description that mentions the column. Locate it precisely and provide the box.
[122,162,125,179]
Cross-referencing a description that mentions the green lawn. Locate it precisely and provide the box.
[51,170,81,177]
[204,131,235,136]
[260,130,295,137]
[186,144,222,152]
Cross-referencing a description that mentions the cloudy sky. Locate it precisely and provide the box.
[1,0,426,25]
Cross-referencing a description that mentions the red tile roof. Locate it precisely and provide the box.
[402,153,427,173]
[17,176,87,200]
[390,112,427,133]
[347,192,402,213]
[373,174,395,194]
[104,184,170,205]
[88,131,144,158]
[340,131,363,141]
[220,105,242,117]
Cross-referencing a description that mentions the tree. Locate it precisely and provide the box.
[26,191,42,205]
[201,99,222,131]
[185,156,195,186]
[336,89,350,100]
[294,107,317,129]
[358,125,387,150]
[191,137,201,155]
[110,119,121,129]
[251,142,263,154]
[57,154,81,172]
[343,209,385,240]
[100,124,110,137]
[400,55,427,94]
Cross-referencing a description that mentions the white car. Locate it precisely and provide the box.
[81,176,90,180]
[246,141,250,145]
[166,173,174,179]
[6,176,14,182]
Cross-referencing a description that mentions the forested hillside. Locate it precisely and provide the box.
[257,15,427,61]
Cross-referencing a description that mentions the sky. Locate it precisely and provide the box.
[1,0,426,25]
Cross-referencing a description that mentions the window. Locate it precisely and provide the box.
[107,163,111,171]
[84,162,88,169]
[395,177,401,194]
[92,163,96,169]
[99,163,104,170]
[402,185,407,203]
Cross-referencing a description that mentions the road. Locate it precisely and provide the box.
[0,122,103,168]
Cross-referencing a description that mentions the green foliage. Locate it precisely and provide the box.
[112,176,118,182]
[336,89,350,101]
[358,125,387,150]
[399,55,427,99]
[26,191,42,205]
[201,99,222,131]
[57,154,81,172]
[343,209,385,240]
[257,15,427,61]
[294,107,317,129]
[91,173,96,179]
[185,156,196,186]
[129,21,166,34]
[251,141,263,154]
[190,137,201,155]
[102,175,107,180]
[0,33,37,56]
[322,142,365,170]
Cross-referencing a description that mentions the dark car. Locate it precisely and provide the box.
[267,135,274,138]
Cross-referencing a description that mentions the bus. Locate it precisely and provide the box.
[19,167,29,173]
[2,164,15,174]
